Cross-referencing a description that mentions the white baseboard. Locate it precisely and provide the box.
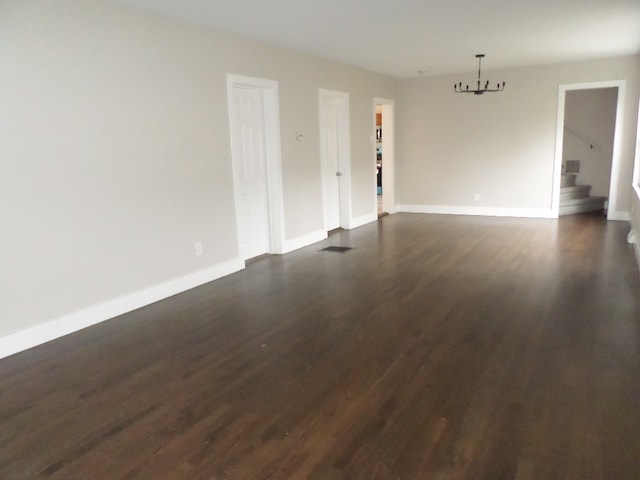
[0,258,244,360]
[282,229,327,254]
[349,212,378,229]
[396,204,556,219]
[629,219,640,275]
[607,210,630,221]
[281,215,378,252]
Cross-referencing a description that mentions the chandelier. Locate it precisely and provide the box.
[454,54,505,95]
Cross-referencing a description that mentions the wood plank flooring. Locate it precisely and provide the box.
[1,213,639,479]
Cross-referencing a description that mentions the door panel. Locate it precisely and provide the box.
[231,86,271,259]
[319,95,342,230]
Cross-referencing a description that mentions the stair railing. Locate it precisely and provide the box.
[564,124,599,151]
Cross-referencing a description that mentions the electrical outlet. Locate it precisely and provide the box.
[474,193,481,202]
[195,241,203,256]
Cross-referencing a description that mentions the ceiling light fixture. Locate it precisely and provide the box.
[454,54,505,95]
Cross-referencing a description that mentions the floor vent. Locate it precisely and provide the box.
[320,246,353,253]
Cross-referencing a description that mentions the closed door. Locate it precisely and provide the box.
[319,94,342,230]
[229,86,271,259]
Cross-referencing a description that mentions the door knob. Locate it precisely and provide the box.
[336,171,342,176]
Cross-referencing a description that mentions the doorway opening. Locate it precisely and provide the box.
[227,74,285,261]
[553,81,626,220]
[375,105,383,215]
[374,98,395,217]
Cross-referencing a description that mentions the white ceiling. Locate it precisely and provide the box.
[113,0,640,79]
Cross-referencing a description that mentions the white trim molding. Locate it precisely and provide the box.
[281,216,378,253]
[0,259,244,360]
[608,211,630,222]
[630,216,640,275]
[397,204,556,219]
[350,212,378,229]
[282,229,328,254]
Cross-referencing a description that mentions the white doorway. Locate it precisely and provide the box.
[227,75,285,260]
[319,89,351,231]
[553,80,626,220]
[374,98,395,216]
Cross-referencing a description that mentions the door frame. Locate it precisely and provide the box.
[633,99,640,199]
[553,80,626,220]
[227,74,285,258]
[318,89,352,230]
[374,98,396,215]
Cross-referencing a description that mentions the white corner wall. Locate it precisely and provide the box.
[632,195,640,271]
[396,56,640,218]
[631,92,640,272]
[0,0,395,357]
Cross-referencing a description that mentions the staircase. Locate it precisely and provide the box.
[559,174,607,216]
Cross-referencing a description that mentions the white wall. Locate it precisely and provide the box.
[632,192,640,271]
[397,56,640,217]
[0,0,395,348]
[563,88,618,197]
[631,71,640,270]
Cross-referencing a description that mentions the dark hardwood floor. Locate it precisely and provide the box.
[1,213,639,479]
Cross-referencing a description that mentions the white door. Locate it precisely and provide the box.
[229,86,271,259]
[319,93,343,230]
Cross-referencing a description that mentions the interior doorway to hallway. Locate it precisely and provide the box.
[375,104,383,215]
[554,80,626,220]
[374,99,395,217]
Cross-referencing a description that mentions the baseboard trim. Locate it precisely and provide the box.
[629,219,640,275]
[282,229,327,254]
[608,210,630,221]
[349,213,378,229]
[0,258,244,360]
[396,204,556,219]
